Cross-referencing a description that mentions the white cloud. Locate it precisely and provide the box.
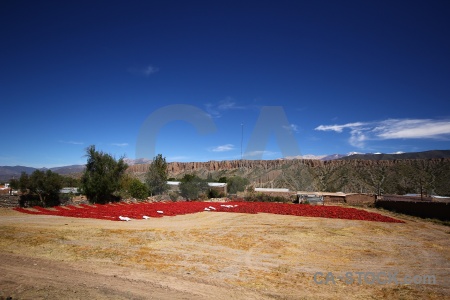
[59,140,84,145]
[282,124,299,133]
[374,119,450,139]
[111,143,129,147]
[315,122,367,133]
[210,144,235,152]
[205,97,246,118]
[348,128,367,148]
[143,65,159,76]
[315,118,450,148]
[128,64,159,76]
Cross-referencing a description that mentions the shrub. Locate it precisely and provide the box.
[169,191,179,202]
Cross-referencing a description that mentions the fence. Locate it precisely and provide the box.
[375,200,449,221]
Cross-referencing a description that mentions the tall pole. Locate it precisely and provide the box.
[240,123,243,160]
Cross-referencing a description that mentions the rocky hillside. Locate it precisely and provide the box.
[127,158,450,196]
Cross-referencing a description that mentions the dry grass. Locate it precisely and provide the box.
[0,208,449,299]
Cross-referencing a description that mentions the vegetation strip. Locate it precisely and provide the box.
[14,201,404,223]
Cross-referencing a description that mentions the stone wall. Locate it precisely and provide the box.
[0,195,19,207]
[323,196,346,205]
[345,194,376,206]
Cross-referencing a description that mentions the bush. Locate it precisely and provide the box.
[169,191,179,202]
[179,174,208,200]
[128,179,149,200]
[227,176,249,194]
[244,193,288,203]
[208,189,225,199]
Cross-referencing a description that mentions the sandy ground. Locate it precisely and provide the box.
[0,206,449,299]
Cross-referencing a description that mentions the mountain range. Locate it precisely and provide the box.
[1,150,449,182]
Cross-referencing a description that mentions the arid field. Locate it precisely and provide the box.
[0,206,449,299]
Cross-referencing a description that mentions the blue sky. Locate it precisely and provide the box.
[1,0,449,167]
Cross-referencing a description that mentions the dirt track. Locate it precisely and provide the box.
[0,207,449,299]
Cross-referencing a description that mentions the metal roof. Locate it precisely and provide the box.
[166,181,227,187]
[255,188,290,192]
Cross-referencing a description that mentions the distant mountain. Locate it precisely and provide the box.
[0,158,151,181]
[50,165,85,175]
[320,154,348,160]
[341,150,450,160]
[0,165,85,181]
[0,166,37,176]
[283,153,354,161]
[1,150,449,182]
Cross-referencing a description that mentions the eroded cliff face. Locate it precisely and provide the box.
[128,158,450,174]
[128,160,296,174]
[127,158,450,195]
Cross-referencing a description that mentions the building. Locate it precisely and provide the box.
[295,192,324,205]
[295,192,376,206]
[59,187,80,195]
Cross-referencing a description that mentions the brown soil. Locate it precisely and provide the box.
[0,207,449,299]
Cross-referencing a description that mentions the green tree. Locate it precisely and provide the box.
[179,174,208,200]
[129,179,149,199]
[80,145,128,204]
[18,172,29,193]
[120,175,149,200]
[19,170,64,206]
[227,176,249,194]
[218,176,227,183]
[62,176,81,187]
[145,154,168,196]
[9,178,19,195]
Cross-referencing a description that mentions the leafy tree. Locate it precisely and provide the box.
[9,178,19,195]
[227,176,249,194]
[121,175,149,200]
[18,170,63,206]
[145,154,168,196]
[80,145,128,204]
[62,176,81,187]
[179,174,208,200]
[18,172,30,193]
[218,176,227,183]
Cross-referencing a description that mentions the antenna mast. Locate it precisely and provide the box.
[240,123,243,160]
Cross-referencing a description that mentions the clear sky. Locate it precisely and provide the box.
[1,0,450,167]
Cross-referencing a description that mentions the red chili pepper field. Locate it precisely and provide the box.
[14,201,404,223]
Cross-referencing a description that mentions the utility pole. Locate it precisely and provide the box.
[240,123,243,160]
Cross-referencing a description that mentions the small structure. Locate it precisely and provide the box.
[207,182,227,195]
[254,188,289,193]
[295,191,376,206]
[322,192,347,205]
[0,183,12,195]
[59,187,80,195]
[167,181,181,192]
[295,192,323,205]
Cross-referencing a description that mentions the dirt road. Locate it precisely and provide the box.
[0,207,449,299]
